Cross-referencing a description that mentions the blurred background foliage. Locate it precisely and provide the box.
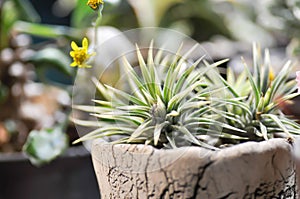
[1,0,300,165]
[49,0,300,59]
[12,0,300,54]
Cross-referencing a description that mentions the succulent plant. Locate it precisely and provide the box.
[73,42,241,149]
[73,42,300,149]
[214,43,300,146]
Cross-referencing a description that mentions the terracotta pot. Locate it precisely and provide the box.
[92,138,297,198]
[0,146,100,199]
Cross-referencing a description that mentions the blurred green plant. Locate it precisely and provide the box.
[1,0,80,77]
[23,126,68,166]
[0,0,39,49]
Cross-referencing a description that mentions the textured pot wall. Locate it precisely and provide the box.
[92,138,297,199]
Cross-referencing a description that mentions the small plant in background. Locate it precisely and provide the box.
[215,44,300,146]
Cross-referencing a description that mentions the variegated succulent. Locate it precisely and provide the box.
[213,44,300,146]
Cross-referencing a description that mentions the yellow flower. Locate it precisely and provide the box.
[87,0,104,10]
[70,37,94,68]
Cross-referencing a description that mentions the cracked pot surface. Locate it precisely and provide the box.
[91,138,296,199]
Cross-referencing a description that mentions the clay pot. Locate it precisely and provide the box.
[91,138,297,198]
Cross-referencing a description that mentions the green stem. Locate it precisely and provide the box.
[93,4,103,50]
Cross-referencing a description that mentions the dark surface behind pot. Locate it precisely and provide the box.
[0,146,100,199]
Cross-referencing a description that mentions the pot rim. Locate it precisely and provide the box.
[92,137,293,159]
